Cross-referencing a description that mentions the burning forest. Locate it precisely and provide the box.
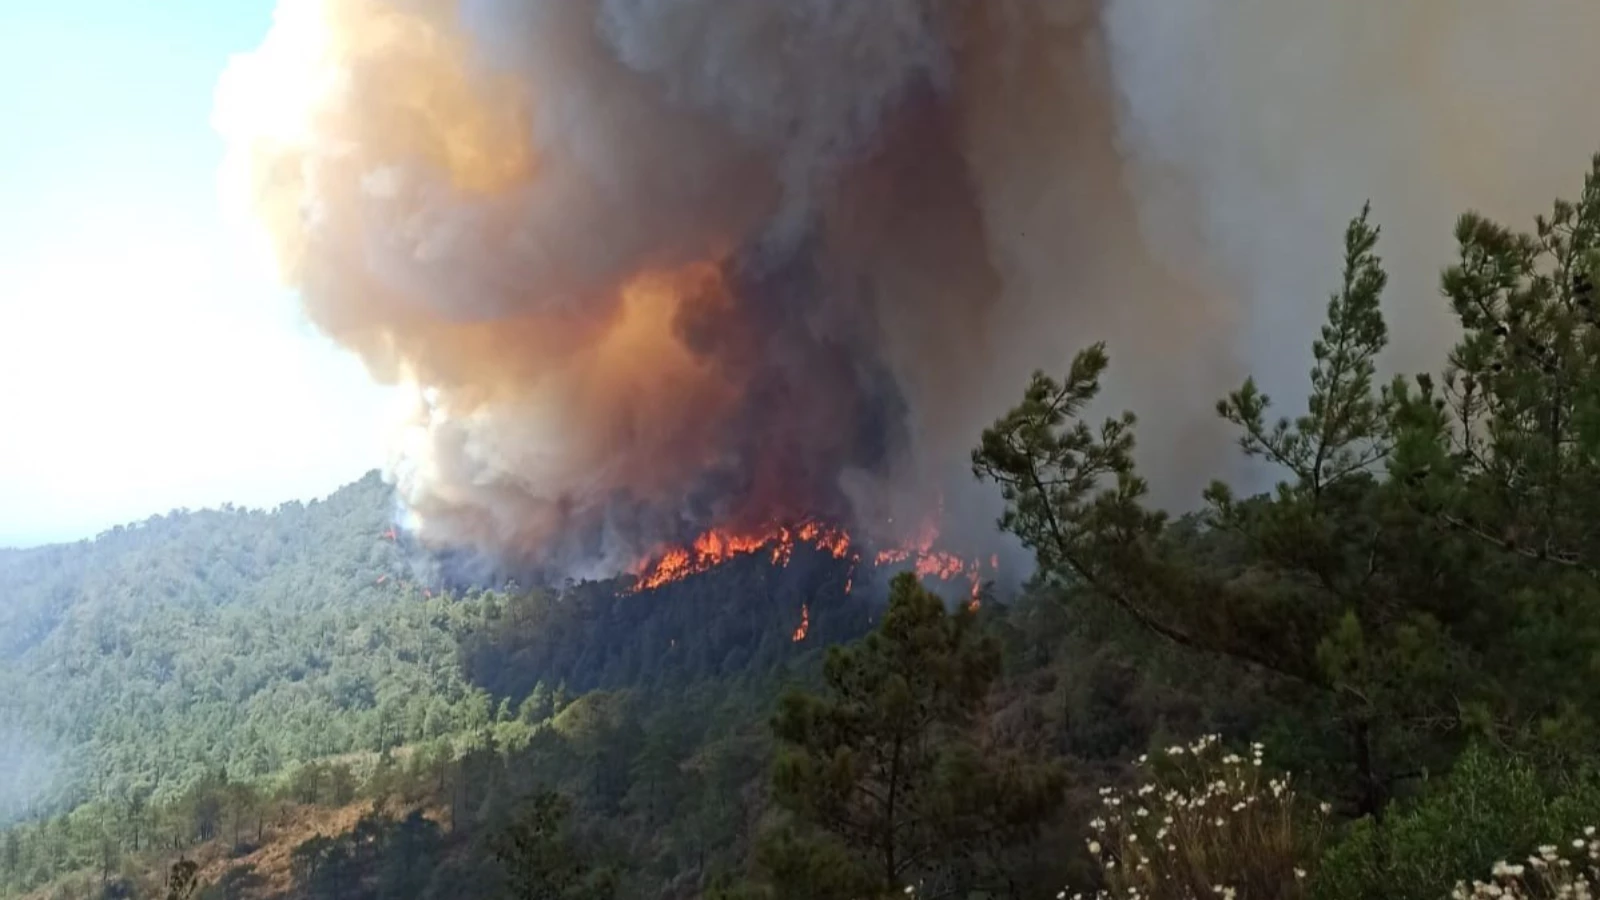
[214,0,1600,585]
[627,512,994,604]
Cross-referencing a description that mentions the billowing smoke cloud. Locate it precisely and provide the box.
[1101,0,1600,402]
[214,0,1600,576]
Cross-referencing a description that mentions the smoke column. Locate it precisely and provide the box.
[1102,0,1600,402]
[214,0,1600,577]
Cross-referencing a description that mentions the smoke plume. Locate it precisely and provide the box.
[0,726,55,826]
[215,0,1600,576]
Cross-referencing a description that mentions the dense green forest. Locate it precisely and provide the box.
[9,154,1600,899]
[0,471,875,896]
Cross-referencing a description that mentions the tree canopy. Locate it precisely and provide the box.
[9,150,1600,900]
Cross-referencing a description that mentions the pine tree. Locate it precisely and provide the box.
[973,157,1600,820]
[1395,154,1600,757]
[488,791,614,900]
[757,573,1062,899]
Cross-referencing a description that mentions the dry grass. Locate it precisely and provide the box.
[1063,734,1326,900]
[1453,829,1600,899]
[19,799,448,900]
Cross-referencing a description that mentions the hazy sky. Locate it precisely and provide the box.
[0,0,396,547]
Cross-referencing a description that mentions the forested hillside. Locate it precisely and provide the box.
[0,472,451,823]
[0,473,875,897]
[10,155,1600,900]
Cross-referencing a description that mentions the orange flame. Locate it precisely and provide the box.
[871,514,995,600]
[633,519,853,591]
[792,604,810,642]
[629,513,997,608]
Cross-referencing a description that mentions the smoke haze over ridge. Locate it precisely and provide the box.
[214,0,1600,576]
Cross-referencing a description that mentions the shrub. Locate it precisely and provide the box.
[1313,745,1600,900]
[1452,829,1599,899]
[1067,734,1327,900]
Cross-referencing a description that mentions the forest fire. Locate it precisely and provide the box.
[629,516,996,601]
[792,605,810,642]
[631,520,854,591]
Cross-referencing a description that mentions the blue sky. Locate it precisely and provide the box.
[0,0,395,546]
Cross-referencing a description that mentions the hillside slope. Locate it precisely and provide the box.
[0,472,881,898]
[0,472,427,820]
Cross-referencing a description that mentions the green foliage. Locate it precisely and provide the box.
[1313,745,1600,900]
[0,473,497,829]
[0,470,860,897]
[489,792,615,900]
[975,156,1600,823]
[1215,205,1396,497]
[756,573,1065,899]
[8,150,1600,900]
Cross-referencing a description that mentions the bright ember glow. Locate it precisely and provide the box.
[872,518,992,602]
[792,604,810,642]
[632,519,854,591]
[629,515,995,602]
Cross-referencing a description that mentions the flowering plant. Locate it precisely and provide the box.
[1061,734,1328,900]
[1453,828,1600,899]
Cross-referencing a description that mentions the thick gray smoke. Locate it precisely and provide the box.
[214,0,1600,575]
[1102,0,1600,395]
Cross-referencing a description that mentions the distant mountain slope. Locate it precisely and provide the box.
[0,472,472,822]
[0,472,864,828]
[0,472,397,659]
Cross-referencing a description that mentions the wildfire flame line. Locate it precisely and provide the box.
[630,519,854,591]
[627,518,994,603]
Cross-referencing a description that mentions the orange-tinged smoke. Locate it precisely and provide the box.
[216,0,1600,583]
